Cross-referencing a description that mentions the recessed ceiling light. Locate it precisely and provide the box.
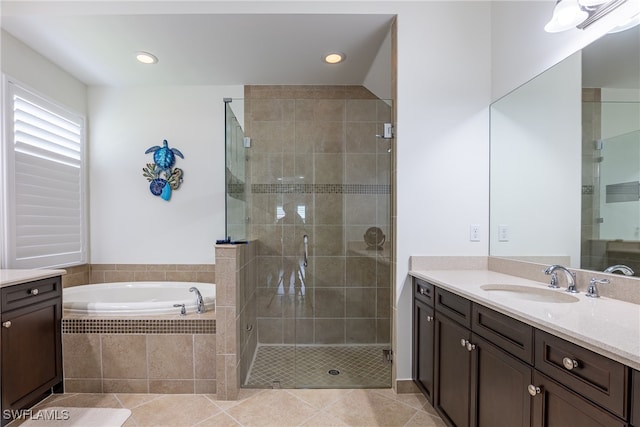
[136,51,158,64]
[323,52,346,64]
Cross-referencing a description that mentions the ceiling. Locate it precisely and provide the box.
[1,10,394,87]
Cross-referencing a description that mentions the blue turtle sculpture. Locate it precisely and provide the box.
[144,139,184,171]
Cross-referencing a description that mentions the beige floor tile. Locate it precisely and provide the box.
[300,411,349,427]
[225,390,318,426]
[285,389,352,410]
[129,395,220,427]
[404,411,448,427]
[370,389,428,411]
[114,394,163,409]
[324,389,418,427]
[193,412,243,427]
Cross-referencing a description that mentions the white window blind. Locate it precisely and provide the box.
[3,79,86,268]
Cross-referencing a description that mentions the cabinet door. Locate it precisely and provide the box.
[1,298,62,413]
[472,334,532,427]
[530,371,626,427]
[632,370,640,427]
[435,313,472,427]
[414,300,435,403]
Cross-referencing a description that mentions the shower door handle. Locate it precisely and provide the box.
[303,235,309,267]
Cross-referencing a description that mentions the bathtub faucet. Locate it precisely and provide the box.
[189,287,205,314]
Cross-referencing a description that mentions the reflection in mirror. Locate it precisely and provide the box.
[490,26,640,272]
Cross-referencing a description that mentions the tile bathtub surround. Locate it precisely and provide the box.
[25,388,446,427]
[62,320,217,394]
[90,264,215,285]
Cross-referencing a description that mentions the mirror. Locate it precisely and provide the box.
[490,26,640,272]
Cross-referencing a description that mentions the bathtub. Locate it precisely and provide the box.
[63,281,216,315]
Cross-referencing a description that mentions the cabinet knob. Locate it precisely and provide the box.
[426,316,433,322]
[419,288,428,296]
[2,321,11,328]
[466,341,476,352]
[527,384,542,396]
[562,357,579,370]
[461,339,467,348]
[30,288,39,296]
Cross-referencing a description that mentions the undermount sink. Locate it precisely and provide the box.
[480,284,580,303]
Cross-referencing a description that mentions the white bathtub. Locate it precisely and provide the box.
[63,281,216,315]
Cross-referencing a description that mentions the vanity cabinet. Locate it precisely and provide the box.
[632,370,640,427]
[1,276,63,426]
[413,278,435,402]
[433,287,532,427]
[413,277,633,427]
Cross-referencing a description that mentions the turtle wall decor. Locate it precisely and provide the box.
[142,139,184,201]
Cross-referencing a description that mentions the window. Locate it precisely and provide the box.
[2,78,86,268]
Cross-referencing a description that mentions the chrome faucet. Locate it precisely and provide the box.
[603,264,634,276]
[189,286,205,314]
[544,265,578,293]
[586,277,610,298]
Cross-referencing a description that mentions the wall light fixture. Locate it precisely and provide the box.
[545,0,629,33]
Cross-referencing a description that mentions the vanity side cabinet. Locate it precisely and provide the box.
[413,278,435,402]
[534,330,628,419]
[414,299,435,402]
[1,277,63,426]
[632,370,640,427]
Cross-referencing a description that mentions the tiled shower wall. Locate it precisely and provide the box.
[244,85,392,346]
[581,88,604,270]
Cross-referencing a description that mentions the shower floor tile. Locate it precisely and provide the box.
[245,344,391,388]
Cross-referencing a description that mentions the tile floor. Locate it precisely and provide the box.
[20,388,446,427]
[246,345,391,388]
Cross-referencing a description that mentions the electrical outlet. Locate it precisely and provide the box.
[498,224,510,242]
[470,224,480,242]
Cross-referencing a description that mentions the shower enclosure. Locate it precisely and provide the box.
[224,86,393,389]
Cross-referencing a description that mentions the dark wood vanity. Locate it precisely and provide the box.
[1,274,63,426]
[413,276,637,427]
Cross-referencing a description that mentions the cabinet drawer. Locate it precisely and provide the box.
[534,330,628,418]
[414,278,434,306]
[1,276,62,312]
[435,287,471,328]
[472,304,533,365]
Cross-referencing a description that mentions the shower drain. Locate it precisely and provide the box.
[327,369,340,376]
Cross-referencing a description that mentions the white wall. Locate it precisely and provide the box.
[363,26,392,101]
[1,30,87,113]
[88,85,243,264]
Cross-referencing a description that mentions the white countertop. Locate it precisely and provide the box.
[410,269,640,371]
[0,269,66,288]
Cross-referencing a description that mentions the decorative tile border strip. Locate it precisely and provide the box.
[252,183,391,194]
[582,185,594,195]
[62,318,216,334]
[227,183,246,194]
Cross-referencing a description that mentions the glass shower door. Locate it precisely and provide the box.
[224,100,247,242]
[245,92,393,389]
